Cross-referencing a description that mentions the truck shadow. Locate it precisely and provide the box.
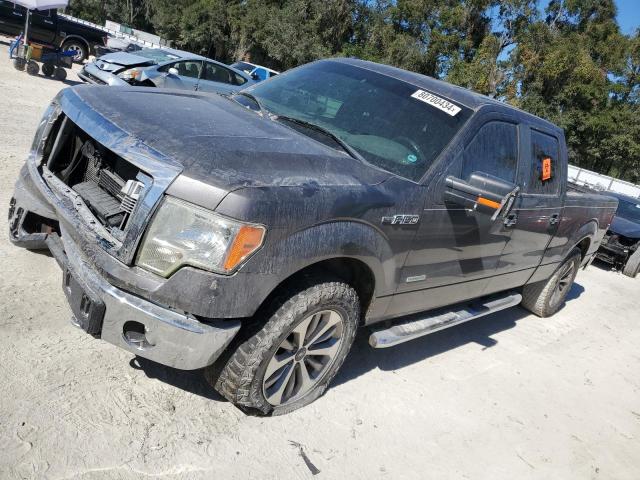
[129,356,225,402]
[334,281,585,386]
[128,282,585,405]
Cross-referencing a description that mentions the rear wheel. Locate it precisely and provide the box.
[61,40,87,63]
[208,280,359,415]
[521,249,581,317]
[622,248,640,278]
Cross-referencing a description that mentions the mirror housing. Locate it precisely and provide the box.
[167,67,179,76]
[445,172,519,218]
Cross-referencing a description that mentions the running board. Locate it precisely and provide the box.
[369,292,522,348]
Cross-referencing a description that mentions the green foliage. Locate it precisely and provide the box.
[64,0,639,183]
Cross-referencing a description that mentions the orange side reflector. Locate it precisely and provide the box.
[223,225,266,271]
[541,157,552,181]
[476,196,501,209]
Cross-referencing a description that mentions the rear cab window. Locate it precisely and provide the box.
[527,129,561,195]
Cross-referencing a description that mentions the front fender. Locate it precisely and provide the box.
[249,220,397,298]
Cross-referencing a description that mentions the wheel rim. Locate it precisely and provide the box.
[262,309,344,406]
[550,261,575,307]
[65,43,84,61]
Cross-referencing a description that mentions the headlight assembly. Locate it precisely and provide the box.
[117,68,142,82]
[136,197,265,277]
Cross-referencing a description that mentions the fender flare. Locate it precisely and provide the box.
[566,220,598,260]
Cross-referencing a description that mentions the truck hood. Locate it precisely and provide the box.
[610,216,640,239]
[65,87,391,191]
[93,52,156,72]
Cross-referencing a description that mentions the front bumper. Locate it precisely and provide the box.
[9,168,241,371]
[78,63,129,86]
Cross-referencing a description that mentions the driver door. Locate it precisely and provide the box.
[386,117,521,316]
[156,60,202,91]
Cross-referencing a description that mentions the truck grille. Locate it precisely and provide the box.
[45,116,145,234]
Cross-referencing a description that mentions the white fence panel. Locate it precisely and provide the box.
[568,165,640,199]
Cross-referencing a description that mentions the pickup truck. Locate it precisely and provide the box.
[0,3,107,61]
[8,58,618,415]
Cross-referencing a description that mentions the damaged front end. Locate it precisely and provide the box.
[8,89,241,370]
[597,230,640,270]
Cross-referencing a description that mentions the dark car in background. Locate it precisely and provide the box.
[0,2,107,61]
[596,192,640,277]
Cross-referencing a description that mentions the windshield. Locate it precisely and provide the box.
[616,198,640,223]
[246,60,472,181]
[134,49,182,63]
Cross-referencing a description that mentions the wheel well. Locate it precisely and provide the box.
[576,237,591,260]
[61,36,89,52]
[259,258,375,323]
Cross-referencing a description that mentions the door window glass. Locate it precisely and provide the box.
[528,130,560,195]
[203,62,234,84]
[159,61,201,79]
[462,121,518,183]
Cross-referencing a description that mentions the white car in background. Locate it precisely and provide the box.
[79,48,255,94]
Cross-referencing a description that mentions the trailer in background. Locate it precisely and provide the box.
[569,165,640,199]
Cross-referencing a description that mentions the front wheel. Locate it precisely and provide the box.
[209,280,360,415]
[521,249,581,317]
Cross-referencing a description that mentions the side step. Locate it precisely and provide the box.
[369,292,522,348]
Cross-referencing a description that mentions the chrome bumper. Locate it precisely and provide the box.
[46,231,241,370]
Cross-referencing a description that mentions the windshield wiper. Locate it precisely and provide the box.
[274,115,366,163]
[234,91,267,113]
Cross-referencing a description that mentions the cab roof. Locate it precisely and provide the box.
[330,57,561,134]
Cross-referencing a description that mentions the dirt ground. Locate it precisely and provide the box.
[1,37,639,480]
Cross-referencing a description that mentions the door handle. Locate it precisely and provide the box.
[503,213,518,227]
[549,213,560,225]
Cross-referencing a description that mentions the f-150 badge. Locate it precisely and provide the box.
[382,214,420,225]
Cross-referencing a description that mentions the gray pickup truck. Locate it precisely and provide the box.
[8,58,617,415]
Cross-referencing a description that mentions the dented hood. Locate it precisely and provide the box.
[63,86,391,192]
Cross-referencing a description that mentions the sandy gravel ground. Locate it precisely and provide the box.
[1,37,639,480]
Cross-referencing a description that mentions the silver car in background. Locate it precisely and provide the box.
[79,48,255,94]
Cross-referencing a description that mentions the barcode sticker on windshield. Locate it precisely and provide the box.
[411,90,461,117]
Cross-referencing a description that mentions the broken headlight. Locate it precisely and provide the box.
[117,68,142,83]
[136,197,265,277]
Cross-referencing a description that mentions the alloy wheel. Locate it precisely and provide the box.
[262,309,344,406]
[550,261,575,308]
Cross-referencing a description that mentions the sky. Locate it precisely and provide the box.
[615,0,640,35]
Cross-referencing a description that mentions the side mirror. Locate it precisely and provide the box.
[444,172,519,219]
[167,67,179,76]
[250,72,260,81]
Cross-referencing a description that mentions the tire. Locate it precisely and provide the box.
[26,60,39,76]
[13,57,26,71]
[521,249,581,317]
[622,248,640,278]
[61,40,88,63]
[209,280,360,415]
[42,62,55,77]
[54,67,67,82]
